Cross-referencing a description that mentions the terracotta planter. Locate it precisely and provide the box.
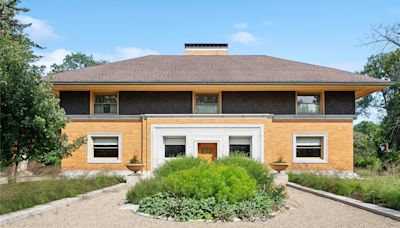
[269,162,289,173]
[126,163,144,173]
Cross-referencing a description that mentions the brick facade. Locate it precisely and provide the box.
[62,117,353,171]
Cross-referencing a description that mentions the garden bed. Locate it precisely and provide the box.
[289,172,400,211]
[0,175,124,214]
[127,155,286,222]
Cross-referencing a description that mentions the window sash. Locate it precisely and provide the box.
[164,137,186,145]
[94,104,117,114]
[297,94,321,114]
[195,94,219,114]
[165,145,186,157]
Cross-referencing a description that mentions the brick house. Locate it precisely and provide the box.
[50,43,390,174]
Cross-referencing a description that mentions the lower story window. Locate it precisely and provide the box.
[229,136,251,157]
[164,137,186,158]
[87,133,122,163]
[93,137,119,158]
[293,133,327,163]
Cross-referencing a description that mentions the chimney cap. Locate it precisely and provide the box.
[184,43,228,48]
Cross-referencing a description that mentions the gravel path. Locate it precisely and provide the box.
[1,185,399,228]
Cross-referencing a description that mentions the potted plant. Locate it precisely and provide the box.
[126,155,144,173]
[269,157,289,173]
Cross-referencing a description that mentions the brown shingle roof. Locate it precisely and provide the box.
[49,55,389,85]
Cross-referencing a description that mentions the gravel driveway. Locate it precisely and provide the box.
[1,185,399,228]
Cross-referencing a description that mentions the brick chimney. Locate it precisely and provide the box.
[184,43,228,55]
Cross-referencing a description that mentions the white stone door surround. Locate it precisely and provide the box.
[151,124,264,170]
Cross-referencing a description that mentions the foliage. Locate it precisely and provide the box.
[289,172,400,210]
[50,52,107,73]
[126,177,163,204]
[129,155,140,164]
[357,49,400,151]
[0,175,123,214]
[216,153,274,189]
[153,156,207,178]
[137,191,284,222]
[0,1,86,171]
[162,163,257,203]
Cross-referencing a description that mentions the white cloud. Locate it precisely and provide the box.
[35,46,159,73]
[229,31,258,44]
[35,48,72,72]
[15,15,60,42]
[233,22,249,29]
[93,47,159,62]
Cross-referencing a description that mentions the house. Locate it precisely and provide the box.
[50,43,390,174]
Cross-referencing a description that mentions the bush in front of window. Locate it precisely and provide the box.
[216,153,274,190]
[153,156,207,178]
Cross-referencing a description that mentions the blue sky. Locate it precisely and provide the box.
[20,0,399,73]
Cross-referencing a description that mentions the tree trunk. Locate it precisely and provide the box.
[9,161,18,184]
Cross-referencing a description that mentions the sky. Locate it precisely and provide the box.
[18,0,399,122]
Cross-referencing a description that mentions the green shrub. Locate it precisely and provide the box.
[163,163,257,203]
[236,191,274,221]
[0,175,123,214]
[354,155,382,170]
[216,153,273,188]
[153,156,207,178]
[138,191,284,221]
[289,173,400,210]
[126,177,163,204]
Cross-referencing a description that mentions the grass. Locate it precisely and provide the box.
[0,175,124,214]
[289,172,400,211]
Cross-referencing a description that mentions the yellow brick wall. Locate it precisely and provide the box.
[62,118,353,172]
[267,120,353,171]
[62,121,143,170]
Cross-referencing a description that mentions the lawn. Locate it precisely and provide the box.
[289,171,400,211]
[0,175,124,214]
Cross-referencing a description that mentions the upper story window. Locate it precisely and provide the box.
[296,93,320,115]
[94,94,117,114]
[195,94,219,114]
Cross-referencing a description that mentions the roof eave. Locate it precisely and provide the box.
[50,81,393,86]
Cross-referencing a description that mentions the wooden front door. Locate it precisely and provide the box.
[198,143,217,162]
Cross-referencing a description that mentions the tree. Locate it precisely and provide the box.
[0,0,84,180]
[357,23,400,151]
[50,52,107,73]
[363,23,400,51]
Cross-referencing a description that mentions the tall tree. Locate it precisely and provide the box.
[357,23,400,151]
[50,52,107,73]
[0,0,84,180]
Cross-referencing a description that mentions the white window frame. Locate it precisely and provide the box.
[163,136,186,159]
[229,136,252,157]
[87,133,122,164]
[293,133,328,164]
[93,93,119,115]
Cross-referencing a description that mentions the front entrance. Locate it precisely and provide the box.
[198,143,217,162]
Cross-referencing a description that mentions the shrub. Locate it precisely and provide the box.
[216,153,273,188]
[153,156,207,178]
[236,191,274,221]
[138,191,284,221]
[126,177,163,204]
[0,175,123,214]
[162,163,257,203]
[289,173,400,210]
